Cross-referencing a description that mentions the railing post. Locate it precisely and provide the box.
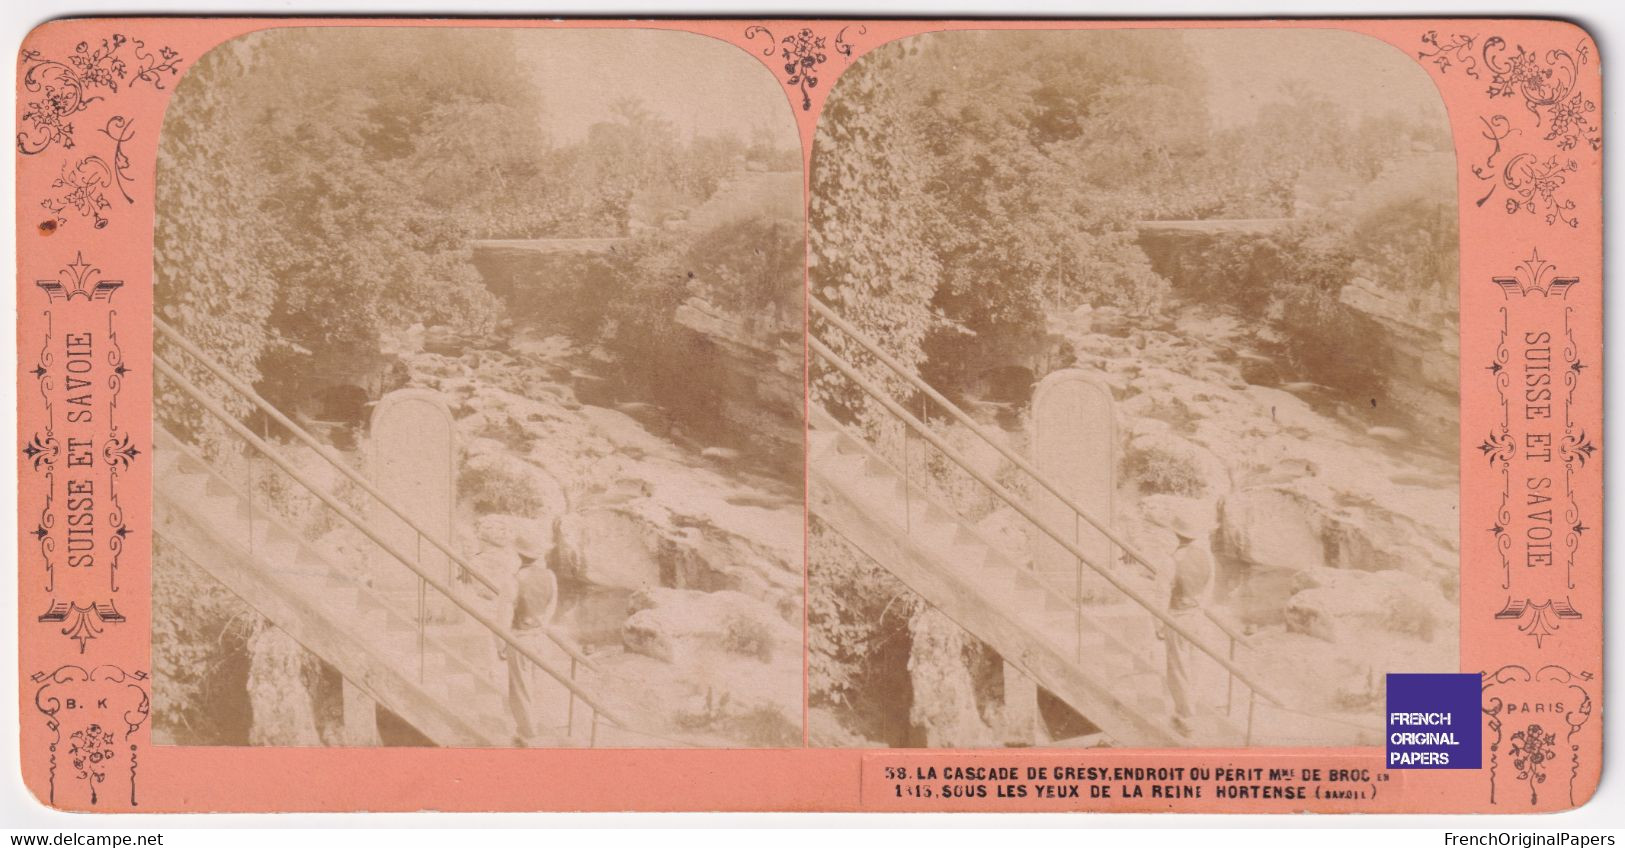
[805,337,1282,710]
[1074,512,1083,664]
[567,657,578,735]
[1226,635,1237,715]
[902,411,911,535]
[246,439,256,561]
[416,532,426,683]
[1246,690,1257,746]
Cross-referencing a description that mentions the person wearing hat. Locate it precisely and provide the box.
[467,516,521,667]
[467,516,519,602]
[501,531,559,747]
[1157,502,1215,737]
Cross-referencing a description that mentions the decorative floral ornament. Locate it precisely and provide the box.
[1509,723,1557,805]
[1421,31,1598,227]
[17,34,180,154]
[1501,154,1580,228]
[746,25,830,111]
[41,116,138,231]
[1418,30,1479,77]
[1481,37,1600,153]
[67,723,115,804]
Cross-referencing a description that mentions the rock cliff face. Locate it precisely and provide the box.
[1134,221,1458,450]
[671,295,804,483]
[244,622,325,746]
[1337,276,1458,451]
[469,240,803,484]
[906,608,997,748]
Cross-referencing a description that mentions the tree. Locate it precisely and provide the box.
[811,31,1213,403]
[157,28,555,408]
[809,38,944,421]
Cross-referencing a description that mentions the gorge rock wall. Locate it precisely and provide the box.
[1134,221,1457,449]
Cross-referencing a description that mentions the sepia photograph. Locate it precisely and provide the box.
[807,28,1461,749]
[150,27,805,748]
[5,2,1615,826]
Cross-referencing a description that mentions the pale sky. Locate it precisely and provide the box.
[1183,28,1450,128]
[518,29,800,147]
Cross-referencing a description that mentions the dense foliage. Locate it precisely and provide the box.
[809,30,1456,408]
[156,28,798,410]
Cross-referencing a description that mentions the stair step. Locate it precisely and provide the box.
[807,429,838,460]
[831,429,866,457]
[311,583,363,615]
[950,525,990,550]
[809,418,1243,747]
[445,672,478,701]
[823,452,870,483]
[167,470,211,502]
[908,515,959,551]
[419,650,451,677]
[1006,570,1067,611]
[861,454,895,479]
[981,548,1017,570]
[152,448,178,478]
[156,427,605,749]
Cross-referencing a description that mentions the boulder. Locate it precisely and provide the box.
[622,587,798,665]
[1283,568,1452,643]
[460,450,569,518]
[554,509,662,592]
[906,607,996,748]
[1125,430,1231,497]
[670,685,801,748]
[522,378,579,409]
[245,622,324,747]
[1218,486,1326,572]
[1321,513,1407,573]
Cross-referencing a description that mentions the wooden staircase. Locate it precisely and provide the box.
[154,426,591,747]
[808,411,1242,748]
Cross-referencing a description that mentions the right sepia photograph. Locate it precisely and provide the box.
[807,28,1460,749]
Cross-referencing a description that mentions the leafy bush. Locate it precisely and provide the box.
[1268,233,1389,400]
[721,613,775,663]
[1121,442,1207,496]
[684,218,803,325]
[808,519,917,707]
[735,703,802,747]
[811,31,1217,409]
[1151,223,1390,399]
[459,461,547,515]
[152,538,259,744]
[1349,195,1458,303]
[157,29,527,412]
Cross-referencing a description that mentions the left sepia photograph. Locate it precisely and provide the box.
[150,27,806,748]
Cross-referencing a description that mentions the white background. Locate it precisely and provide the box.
[2,0,1621,838]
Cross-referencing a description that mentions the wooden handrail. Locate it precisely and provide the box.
[815,296,1261,652]
[155,354,629,728]
[811,405,1162,671]
[154,317,597,673]
[813,295,1178,584]
[809,334,1285,707]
